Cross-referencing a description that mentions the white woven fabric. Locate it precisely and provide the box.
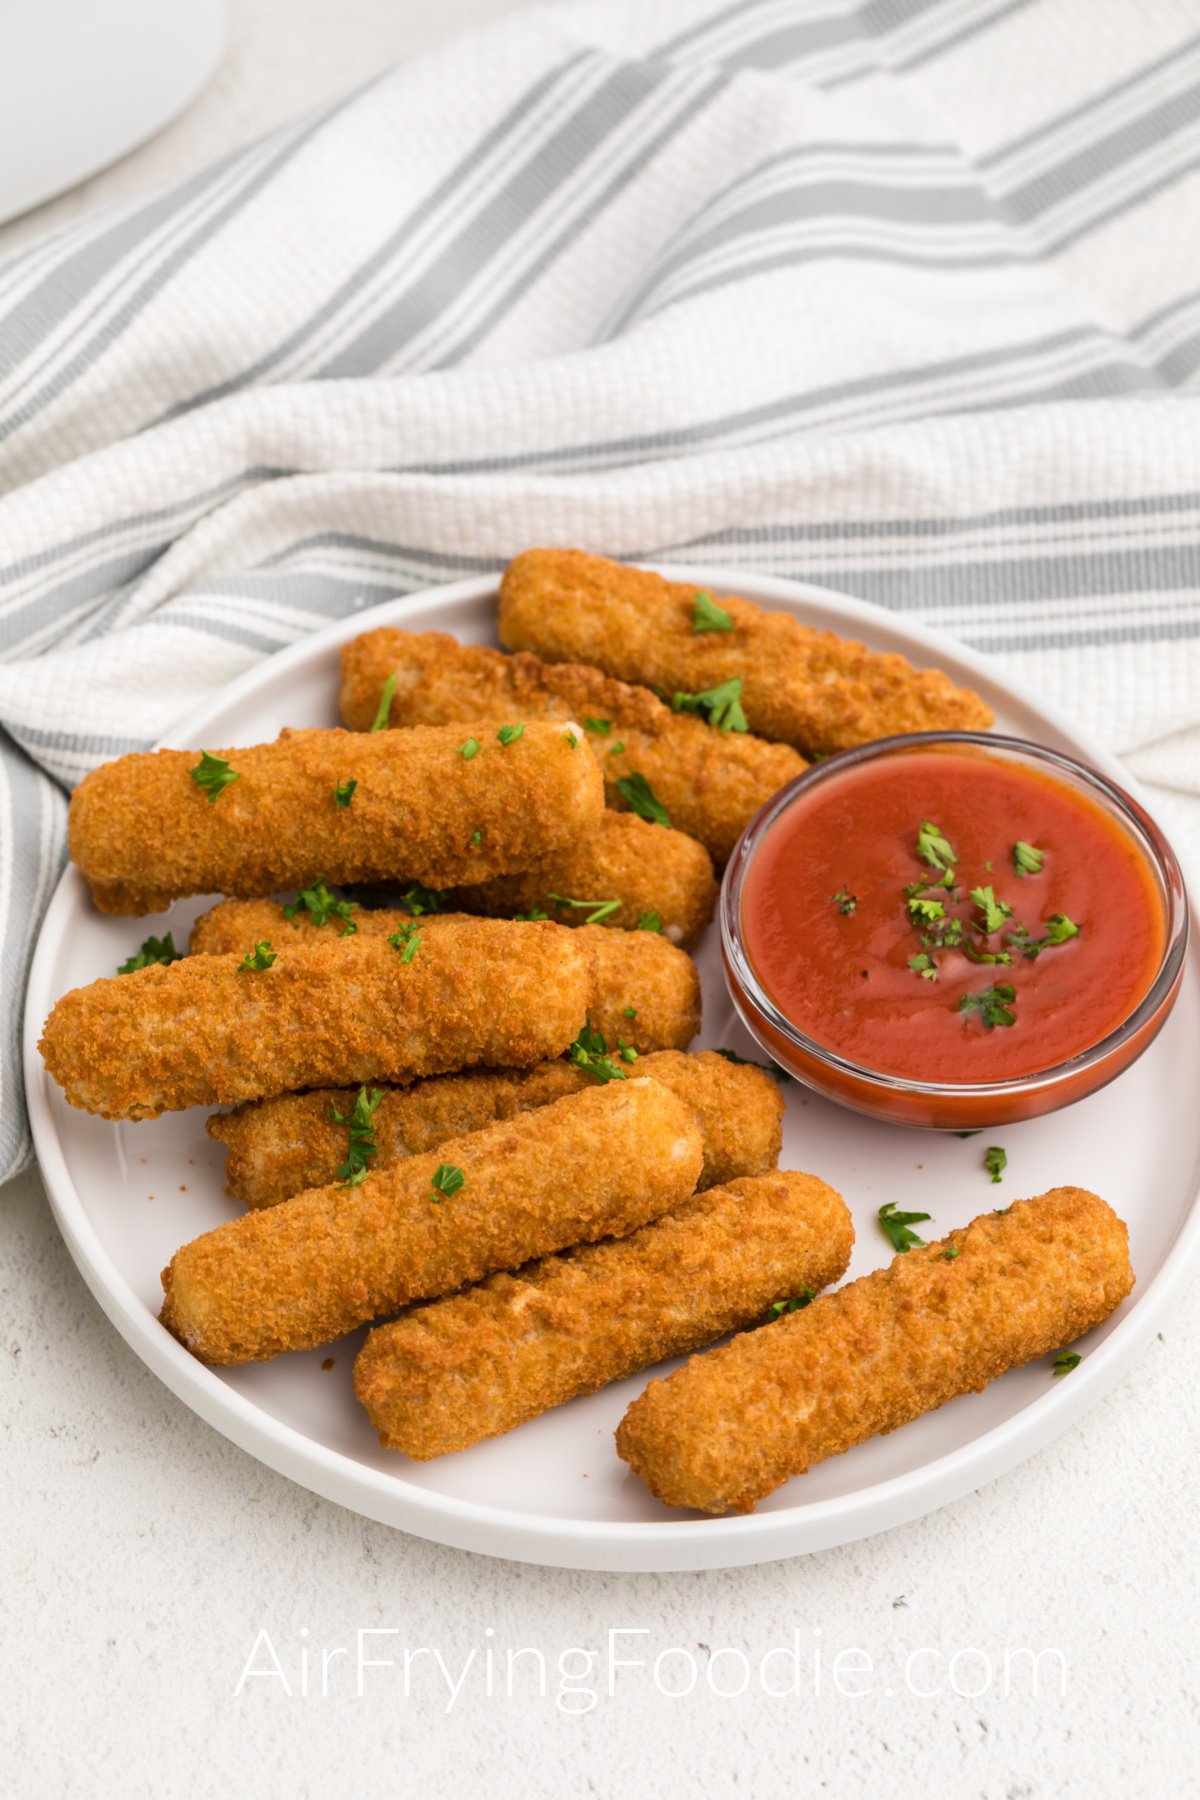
[3,0,1199,1179]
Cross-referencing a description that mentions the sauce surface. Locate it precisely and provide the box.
[740,748,1165,1082]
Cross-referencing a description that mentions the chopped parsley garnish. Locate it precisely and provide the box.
[831,888,857,916]
[618,1039,639,1064]
[1013,841,1045,877]
[513,908,551,921]
[669,676,748,733]
[190,750,239,803]
[984,1145,1007,1184]
[623,1006,637,1019]
[962,940,1012,966]
[908,896,945,926]
[878,1202,932,1253]
[334,779,357,808]
[283,880,358,935]
[692,589,734,633]
[327,1085,384,1187]
[637,910,663,933]
[916,821,957,872]
[459,737,480,760]
[920,917,964,950]
[547,892,622,925]
[566,1021,628,1083]
[470,829,482,846]
[713,1047,790,1082]
[970,884,1013,934]
[617,772,671,827]
[770,1290,816,1318]
[958,983,1016,1029]
[369,673,397,733]
[117,933,183,975]
[1052,1351,1081,1377]
[609,740,625,755]
[585,718,612,736]
[940,1247,960,1261]
[1008,914,1080,959]
[993,1205,1011,1215]
[400,882,442,916]
[496,723,524,746]
[955,1130,982,1138]
[908,952,938,981]
[563,730,578,748]
[239,941,277,971]
[387,923,422,963]
[429,1162,465,1205]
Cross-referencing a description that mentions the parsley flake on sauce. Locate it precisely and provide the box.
[117,933,183,975]
[916,821,958,872]
[958,983,1016,1029]
[878,1202,932,1253]
[1013,841,1045,877]
[190,750,240,803]
[369,673,397,733]
[692,589,734,633]
[908,952,938,981]
[831,888,857,916]
[970,884,1013,934]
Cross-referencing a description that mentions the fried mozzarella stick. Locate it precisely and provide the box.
[498,549,993,758]
[161,1078,704,1364]
[40,920,587,1121]
[69,718,602,914]
[340,629,805,864]
[209,1050,783,1208]
[188,905,701,1053]
[616,1187,1133,1514]
[447,810,717,947]
[355,1172,853,1459]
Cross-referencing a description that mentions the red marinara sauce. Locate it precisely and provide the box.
[740,747,1165,1083]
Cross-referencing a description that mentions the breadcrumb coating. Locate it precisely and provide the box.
[161,1077,705,1363]
[339,627,804,864]
[188,905,700,1053]
[447,810,717,947]
[208,1049,782,1207]
[68,718,602,913]
[498,549,993,758]
[355,1171,853,1458]
[39,919,588,1120]
[616,1186,1133,1513]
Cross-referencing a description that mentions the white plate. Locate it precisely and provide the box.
[23,569,1200,1572]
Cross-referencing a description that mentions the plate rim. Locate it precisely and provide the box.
[23,564,1200,1572]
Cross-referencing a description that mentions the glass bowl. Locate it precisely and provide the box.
[720,731,1189,1130]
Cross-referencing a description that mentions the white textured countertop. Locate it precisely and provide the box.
[3,5,1197,1794]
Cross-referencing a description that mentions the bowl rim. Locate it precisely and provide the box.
[720,729,1190,1103]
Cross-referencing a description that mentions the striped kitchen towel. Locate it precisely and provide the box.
[2,0,1199,1182]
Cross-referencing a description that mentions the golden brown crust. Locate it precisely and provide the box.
[161,1077,705,1363]
[208,1049,782,1208]
[447,810,717,948]
[339,628,804,864]
[67,719,603,914]
[615,1186,1133,1514]
[498,549,993,758]
[39,919,589,1120]
[355,1172,853,1458]
[188,906,701,1053]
